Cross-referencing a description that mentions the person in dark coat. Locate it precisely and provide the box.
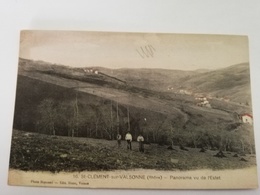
[116,133,122,148]
[137,134,144,152]
[125,132,132,150]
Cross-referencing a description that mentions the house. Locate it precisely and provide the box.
[83,68,90,73]
[196,97,207,101]
[202,100,209,105]
[83,68,98,74]
[241,114,253,125]
[196,97,211,108]
[179,89,192,95]
[197,101,211,108]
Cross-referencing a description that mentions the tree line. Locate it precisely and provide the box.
[14,96,255,155]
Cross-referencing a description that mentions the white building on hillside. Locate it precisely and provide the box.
[241,114,253,125]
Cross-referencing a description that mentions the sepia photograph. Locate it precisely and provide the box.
[8,30,258,189]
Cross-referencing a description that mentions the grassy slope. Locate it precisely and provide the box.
[19,58,252,105]
[14,70,241,139]
[98,67,197,91]
[88,62,252,106]
[179,63,252,104]
[14,59,253,139]
[9,130,256,172]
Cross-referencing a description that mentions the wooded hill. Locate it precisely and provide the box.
[12,58,255,154]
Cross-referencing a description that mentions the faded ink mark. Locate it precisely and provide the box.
[136,45,156,58]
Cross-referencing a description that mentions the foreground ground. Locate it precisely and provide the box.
[9,130,257,172]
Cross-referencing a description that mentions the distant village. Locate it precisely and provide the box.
[168,87,253,126]
[83,68,99,74]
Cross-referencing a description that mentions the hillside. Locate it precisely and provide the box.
[19,58,252,104]
[98,67,197,91]
[13,58,255,154]
[9,130,256,172]
[178,63,252,105]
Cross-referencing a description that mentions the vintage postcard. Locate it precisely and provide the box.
[8,30,258,189]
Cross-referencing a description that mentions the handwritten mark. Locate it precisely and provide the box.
[136,45,156,58]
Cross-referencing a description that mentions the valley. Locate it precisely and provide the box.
[9,58,256,171]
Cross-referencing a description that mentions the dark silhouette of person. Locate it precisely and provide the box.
[125,132,132,150]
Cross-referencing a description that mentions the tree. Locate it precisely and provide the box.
[190,130,203,148]
[38,99,58,135]
[57,101,76,137]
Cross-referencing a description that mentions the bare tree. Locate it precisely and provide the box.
[38,99,58,135]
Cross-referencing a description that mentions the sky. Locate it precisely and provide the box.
[19,30,249,70]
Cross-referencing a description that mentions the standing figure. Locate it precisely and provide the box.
[125,131,132,150]
[137,134,145,152]
[116,133,122,148]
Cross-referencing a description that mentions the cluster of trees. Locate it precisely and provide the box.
[35,98,126,139]
[15,95,255,155]
[146,112,255,154]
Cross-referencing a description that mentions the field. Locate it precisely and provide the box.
[9,130,257,172]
